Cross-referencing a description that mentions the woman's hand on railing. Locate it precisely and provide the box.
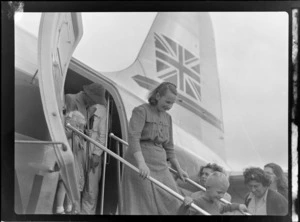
[177,168,189,182]
[183,196,193,207]
[137,161,150,179]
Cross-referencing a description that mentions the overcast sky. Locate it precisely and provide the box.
[15,12,288,171]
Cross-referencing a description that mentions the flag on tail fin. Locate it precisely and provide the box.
[154,33,201,101]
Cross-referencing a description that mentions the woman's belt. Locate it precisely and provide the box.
[140,140,163,147]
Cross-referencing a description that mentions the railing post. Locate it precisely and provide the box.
[116,141,123,214]
[14,140,67,151]
[100,96,111,214]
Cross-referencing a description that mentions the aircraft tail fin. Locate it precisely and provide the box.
[132,12,226,161]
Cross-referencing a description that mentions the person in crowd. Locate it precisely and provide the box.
[121,82,188,215]
[179,172,248,215]
[264,163,288,200]
[176,163,232,202]
[81,102,107,214]
[54,82,107,214]
[243,167,288,215]
[54,110,86,214]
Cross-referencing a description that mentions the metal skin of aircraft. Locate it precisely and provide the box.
[14,12,244,215]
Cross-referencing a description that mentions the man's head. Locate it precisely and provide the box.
[199,163,225,186]
[83,83,106,107]
[205,172,230,202]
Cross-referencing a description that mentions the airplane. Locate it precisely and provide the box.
[14,12,247,215]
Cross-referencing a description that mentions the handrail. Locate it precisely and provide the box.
[109,133,251,216]
[168,168,251,215]
[100,96,111,214]
[14,140,67,151]
[109,133,125,145]
[168,168,231,204]
[67,124,210,215]
[115,141,123,214]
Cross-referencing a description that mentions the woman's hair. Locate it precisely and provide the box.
[264,163,288,196]
[199,163,225,177]
[148,82,177,106]
[243,167,272,187]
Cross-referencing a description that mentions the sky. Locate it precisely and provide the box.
[15,12,289,172]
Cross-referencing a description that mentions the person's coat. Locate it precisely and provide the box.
[245,188,288,215]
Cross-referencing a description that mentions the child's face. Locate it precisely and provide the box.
[206,186,227,202]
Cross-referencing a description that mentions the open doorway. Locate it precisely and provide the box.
[62,66,124,215]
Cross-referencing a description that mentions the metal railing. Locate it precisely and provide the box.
[100,96,110,214]
[109,133,251,216]
[14,140,67,151]
[168,168,232,205]
[66,124,210,215]
[168,167,251,215]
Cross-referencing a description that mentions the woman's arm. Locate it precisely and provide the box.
[133,151,150,179]
[164,114,188,181]
[169,158,188,181]
[129,106,150,179]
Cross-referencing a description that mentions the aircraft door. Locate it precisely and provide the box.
[38,13,83,205]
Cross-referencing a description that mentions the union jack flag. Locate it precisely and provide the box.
[154,33,201,101]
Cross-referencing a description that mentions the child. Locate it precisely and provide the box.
[179,172,248,215]
[54,110,86,214]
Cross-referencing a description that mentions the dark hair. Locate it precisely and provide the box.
[199,163,225,177]
[243,167,272,187]
[148,82,177,106]
[264,163,288,197]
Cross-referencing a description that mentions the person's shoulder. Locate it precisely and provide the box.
[132,103,148,116]
[94,104,106,111]
[267,188,278,198]
[65,93,78,101]
[278,188,288,200]
[190,190,204,199]
[93,104,107,116]
[65,93,72,100]
[268,189,287,203]
[267,189,288,215]
[134,103,148,111]
[244,192,251,203]
[194,195,209,207]
[266,189,287,206]
[165,111,172,118]
[162,110,172,122]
